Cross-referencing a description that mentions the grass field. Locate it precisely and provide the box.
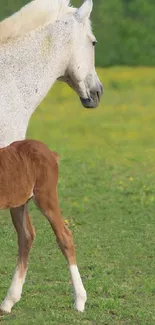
[0,67,155,324]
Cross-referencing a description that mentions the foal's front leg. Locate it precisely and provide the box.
[0,204,35,314]
[34,191,87,312]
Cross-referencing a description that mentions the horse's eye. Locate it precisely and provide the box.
[92,40,97,47]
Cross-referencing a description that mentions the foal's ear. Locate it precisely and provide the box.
[75,0,93,21]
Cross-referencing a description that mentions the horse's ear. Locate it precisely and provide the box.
[64,0,70,6]
[75,0,93,21]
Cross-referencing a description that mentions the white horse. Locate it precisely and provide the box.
[0,0,103,148]
[0,0,103,314]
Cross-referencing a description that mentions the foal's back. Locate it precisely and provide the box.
[0,139,58,209]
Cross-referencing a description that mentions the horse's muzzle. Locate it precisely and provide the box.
[80,83,103,109]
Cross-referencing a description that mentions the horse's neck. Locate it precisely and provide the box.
[5,22,71,110]
[0,20,72,148]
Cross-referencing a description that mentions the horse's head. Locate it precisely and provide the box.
[59,0,103,109]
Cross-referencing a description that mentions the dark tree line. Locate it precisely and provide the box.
[0,0,155,67]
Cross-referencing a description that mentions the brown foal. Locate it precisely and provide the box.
[0,139,86,314]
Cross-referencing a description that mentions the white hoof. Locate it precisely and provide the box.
[0,301,12,314]
[74,290,87,312]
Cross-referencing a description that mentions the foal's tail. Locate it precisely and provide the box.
[52,151,60,164]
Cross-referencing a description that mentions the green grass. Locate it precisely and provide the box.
[1,67,155,324]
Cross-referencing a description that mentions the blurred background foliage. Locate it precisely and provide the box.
[0,0,155,67]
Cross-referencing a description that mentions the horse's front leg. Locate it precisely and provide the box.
[0,204,35,314]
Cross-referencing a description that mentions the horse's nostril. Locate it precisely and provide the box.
[100,83,103,95]
[97,91,100,101]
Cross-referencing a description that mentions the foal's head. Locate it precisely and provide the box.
[59,0,103,109]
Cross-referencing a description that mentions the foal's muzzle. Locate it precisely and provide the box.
[80,82,103,109]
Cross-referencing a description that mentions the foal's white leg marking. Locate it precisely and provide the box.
[0,267,27,313]
[69,265,87,312]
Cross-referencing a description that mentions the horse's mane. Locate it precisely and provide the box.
[0,0,76,43]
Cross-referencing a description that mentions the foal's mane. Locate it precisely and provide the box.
[0,0,76,43]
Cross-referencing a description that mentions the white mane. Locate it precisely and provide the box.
[0,0,75,43]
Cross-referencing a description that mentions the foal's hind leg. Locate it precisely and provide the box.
[0,204,35,314]
[34,191,87,312]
